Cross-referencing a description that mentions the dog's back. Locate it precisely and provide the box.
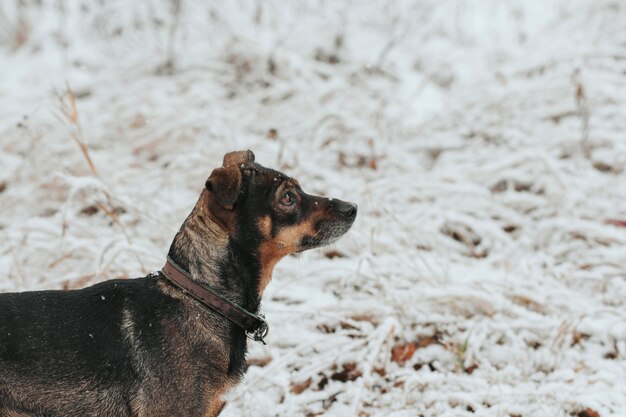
[0,277,191,417]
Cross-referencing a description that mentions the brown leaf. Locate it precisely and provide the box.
[330,362,362,382]
[317,375,329,390]
[62,273,97,290]
[316,323,336,333]
[578,408,600,417]
[247,355,272,367]
[571,332,590,347]
[324,250,346,259]
[464,363,479,374]
[266,128,278,140]
[391,342,417,365]
[604,351,617,360]
[415,335,441,349]
[291,378,312,394]
[392,336,441,366]
[80,205,99,216]
[130,114,147,129]
[349,314,379,326]
[606,219,626,228]
[340,321,359,331]
[510,295,545,313]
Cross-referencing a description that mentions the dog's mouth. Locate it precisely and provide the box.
[298,211,357,251]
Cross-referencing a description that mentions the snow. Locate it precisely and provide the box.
[1,1,626,416]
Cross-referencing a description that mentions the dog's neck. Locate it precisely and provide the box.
[166,191,262,313]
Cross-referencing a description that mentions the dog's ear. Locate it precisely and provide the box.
[205,150,254,209]
[205,165,242,209]
[223,150,255,168]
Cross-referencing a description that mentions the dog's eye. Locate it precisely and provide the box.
[279,192,295,206]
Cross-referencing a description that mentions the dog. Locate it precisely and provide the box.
[0,150,357,417]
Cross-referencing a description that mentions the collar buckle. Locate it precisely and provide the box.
[246,314,269,345]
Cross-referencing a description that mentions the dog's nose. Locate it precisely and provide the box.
[332,199,358,219]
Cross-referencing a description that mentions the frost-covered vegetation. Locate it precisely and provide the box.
[1,1,625,416]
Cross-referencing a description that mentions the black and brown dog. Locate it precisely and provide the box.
[0,150,357,417]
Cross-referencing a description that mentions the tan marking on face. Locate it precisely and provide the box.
[257,219,316,296]
[257,215,272,239]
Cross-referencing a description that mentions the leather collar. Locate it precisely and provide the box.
[161,257,268,344]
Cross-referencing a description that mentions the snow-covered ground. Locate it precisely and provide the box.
[1,1,626,416]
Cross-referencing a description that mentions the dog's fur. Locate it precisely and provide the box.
[0,150,357,417]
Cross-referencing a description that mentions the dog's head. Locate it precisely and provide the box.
[205,150,357,292]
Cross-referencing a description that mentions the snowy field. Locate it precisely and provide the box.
[1,1,626,416]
